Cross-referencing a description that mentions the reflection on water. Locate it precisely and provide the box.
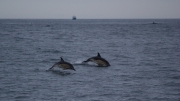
[47,70,72,76]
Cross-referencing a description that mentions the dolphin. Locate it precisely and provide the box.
[49,57,76,71]
[83,53,110,67]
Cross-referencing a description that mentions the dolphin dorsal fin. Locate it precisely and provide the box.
[60,57,64,62]
[97,53,101,57]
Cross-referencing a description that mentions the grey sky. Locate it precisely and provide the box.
[0,0,180,19]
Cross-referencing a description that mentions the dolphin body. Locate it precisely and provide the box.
[49,57,76,71]
[83,53,110,67]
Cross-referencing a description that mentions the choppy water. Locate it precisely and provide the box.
[0,19,180,101]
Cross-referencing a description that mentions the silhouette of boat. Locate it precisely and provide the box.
[152,22,157,24]
[72,16,76,20]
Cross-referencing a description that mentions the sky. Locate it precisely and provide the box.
[0,0,180,19]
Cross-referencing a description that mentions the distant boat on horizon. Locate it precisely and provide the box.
[72,16,76,20]
[152,22,157,24]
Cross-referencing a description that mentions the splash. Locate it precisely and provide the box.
[74,59,97,66]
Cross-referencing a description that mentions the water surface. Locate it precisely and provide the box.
[0,19,180,101]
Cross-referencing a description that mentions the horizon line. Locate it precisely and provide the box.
[0,18,180,20]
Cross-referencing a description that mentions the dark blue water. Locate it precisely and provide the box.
[0,19,180,101]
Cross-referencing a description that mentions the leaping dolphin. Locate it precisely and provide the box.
[83,53,110,67]
[49,57,76,71]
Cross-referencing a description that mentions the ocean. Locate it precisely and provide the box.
[0,19,180,101]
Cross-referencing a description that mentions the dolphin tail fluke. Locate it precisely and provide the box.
[73,68,76,71]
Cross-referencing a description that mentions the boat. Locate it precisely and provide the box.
[152,22,157,24]
[72,16,76,20]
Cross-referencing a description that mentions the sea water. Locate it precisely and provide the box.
[0,19,180,101]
